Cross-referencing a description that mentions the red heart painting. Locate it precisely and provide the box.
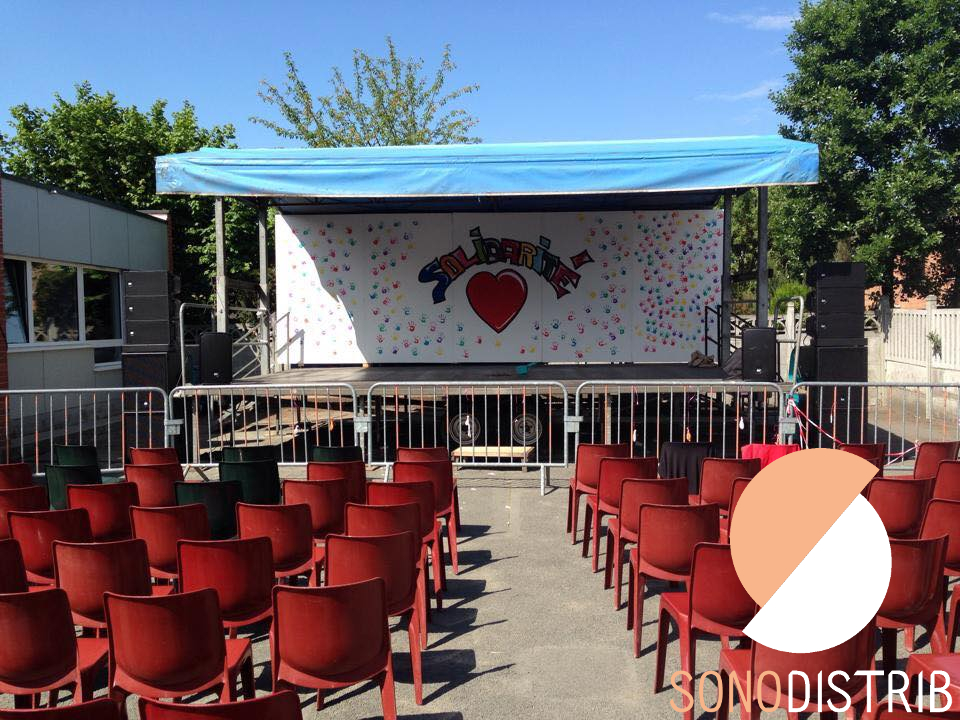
[466,270,528,333]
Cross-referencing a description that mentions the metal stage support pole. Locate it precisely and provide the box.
[721,192,733,361]
[756,186,770,328]
[214,197,227,333]
[257,202,270,375]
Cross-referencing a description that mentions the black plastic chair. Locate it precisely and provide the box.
[219,460,281,505]
[221,446,277,462]
[310,445,363,463]
[174,480,242,540]
[53,444,99,467]
[45,464,102,510]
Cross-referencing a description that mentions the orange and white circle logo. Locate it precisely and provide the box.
[730,448,891,653]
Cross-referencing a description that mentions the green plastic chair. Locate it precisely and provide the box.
[53,444,99,466]
[219,460,281,505]
[310,445,363,463]
[174,480,242,540]
[45,464,102,510]
[221,446,277,462]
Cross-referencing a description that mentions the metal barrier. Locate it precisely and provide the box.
[574,381,785,458]
[365,381,571,493]
[0,387,168,474]
[169,384,359,467]
[788,382,960,472]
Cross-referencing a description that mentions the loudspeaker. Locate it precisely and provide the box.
[124,295,170,322]
[125,320,173,348]
[199,332,233,385]
[805,313,865,339]
[807,262,866,289]
[815,345,867,382]
[122,351,180,392]
[813,286,864,316]
[798,345,817,379]
[742,328,777,382]
[123,271,178,297]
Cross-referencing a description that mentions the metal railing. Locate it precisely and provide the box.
[574,381,785,459]
[168,383,358,466]
[787,382,960,473]
[179,302,273,383]
[0,387,168,474]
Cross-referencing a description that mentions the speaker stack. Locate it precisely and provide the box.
[121,271,180,392]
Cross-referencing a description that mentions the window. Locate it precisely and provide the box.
[3,259,28,344]
[83,269,121,340]
[32,263,79,342]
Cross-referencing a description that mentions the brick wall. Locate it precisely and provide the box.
[0,177,7,390]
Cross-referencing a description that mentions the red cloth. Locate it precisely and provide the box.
[740,443,800,468]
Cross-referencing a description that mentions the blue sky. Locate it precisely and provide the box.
[0,1,799,147]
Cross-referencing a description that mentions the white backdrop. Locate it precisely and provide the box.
[275,210,722,364]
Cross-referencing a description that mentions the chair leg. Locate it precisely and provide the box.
[627,561,635,630]
[654,608,671,692]
[678,626,696,720]
[418,559,429,650]
[447,516,459,575]
[591,507,603,572]
[407,610,424,705]
[717,670,731,720]
[633,572,647,658]
[566,484,574,534]
[379,655,398,720]
[430,541,444,610]
[581,501,593,557]
[905,624,916,652]
[452,486,462,531]
[614,538,627,610]
[240,656,255,700]
[603,528,615,589]
[881,627,898,675]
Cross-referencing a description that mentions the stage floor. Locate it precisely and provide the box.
[242,362,727,392]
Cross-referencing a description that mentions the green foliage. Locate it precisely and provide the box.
[771,0,960,304]
[0,82,261,301]
[771,280,811,310]
[252,37,479,146]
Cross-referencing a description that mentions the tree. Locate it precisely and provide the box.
[252,37,479,146]
[772,0,960,304]
[0,82,261,301]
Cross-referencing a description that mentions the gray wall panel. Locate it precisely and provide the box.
[90,203,130,268]
[1,179,40,257]
[37,192,92,265]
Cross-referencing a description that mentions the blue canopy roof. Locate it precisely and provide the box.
[155,135,817,210]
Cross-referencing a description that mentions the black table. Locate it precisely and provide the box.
[657,441,716,495]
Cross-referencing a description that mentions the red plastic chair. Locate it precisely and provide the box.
[123,464,180,506]
[130,504,210,581]
[921,499,960,577]
[867,476,935,538]
[719,477,751,543]
[104,588,254,707]
[717,622,876,719]
[603,476,686,608]
[236,502,316,583]
[695,457,761,508]
[567,443,630,542]
[934,460,960,501]
[8,509,92,585]
[178,538,274,637]
[584,456,658,572]
[877,536,948,673]
[394,459,459,574]
[0,698,121,719]
[326,532,424,703]
[271,580,396,718]
[0,537,28,593]
[367,480,445,608]
[282,478,346,543]
[627,503,720,657]
[840,442,886,469]
[306,461,366,504]
[0,588,108,707]
[128,448,180,466]
[654,542,755,720]
[915,441,960,479]
[139,691,303,720]
[396,447,461,530]
[0,485,49,538]
[67,482,139,541]
[53,539,164,631]
[0,463,34,490]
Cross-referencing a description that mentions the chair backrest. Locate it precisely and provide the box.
[0,537,28,593]
[699,458,762,509]
[174,481,241,540]
[45,464,102,510]
[53,444,98,467]
[688,542,754,630]
[104,588,227,697]
[597,456,659,510]
[178,538,274,627]
[325,532,419,615]
[393,460,455,513]
[915,441,960,479]
[236,502,313,575]
[934,460,960,501]
[67,482,139,541]
[139,691,303,720]
[53,538,153,629]
[221,446,277,463]
[0,463,34,490]
[574,443,630,492]
[124,464,181,505]
[880,536,947,620]
[921,498,960,569]
[272,580,389,682]
[637,503,720,577]
[867,476,935,537]
[0,485,49,538]
[396,447,449,463]
[8,509,92,583]
[344,501,421,540]
[618,478,687,538]
[0,588,80,695]
[0,698,122,720]
[282,479,347,539]
[130,504,210,577]
[219,460,281,505]
[129,447,181,466]
[310,445,363,463]
[306,461,366,504]
[840,442,886,469]
[366,480,435,542]
[726,478,752,533]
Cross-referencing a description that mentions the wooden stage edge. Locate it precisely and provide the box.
[240,363,730,393]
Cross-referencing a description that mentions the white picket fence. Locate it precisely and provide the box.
[886,305,960,370]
